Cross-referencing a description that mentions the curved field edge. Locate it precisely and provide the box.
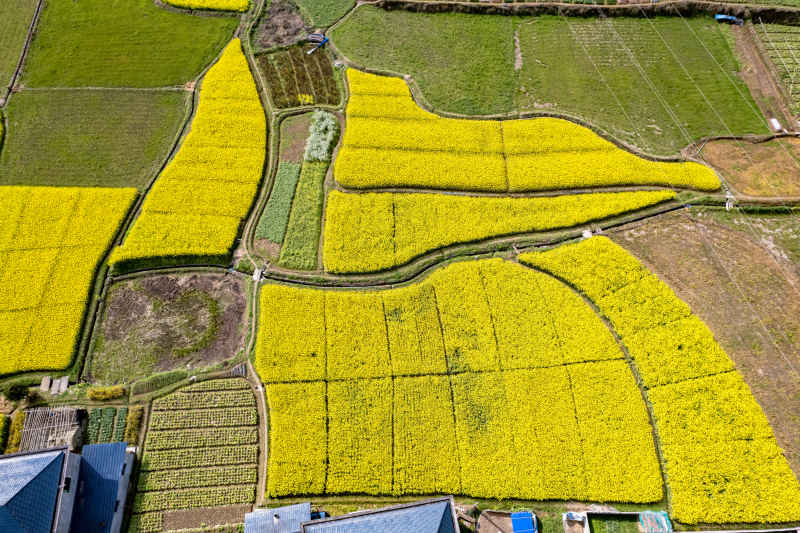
[0,187,138,380]
[334,69,721,193]
[254,256,664,502]
[110,39,267,270]
[519,237,800,524]
[322,189,677,274]
[329,7,769,156]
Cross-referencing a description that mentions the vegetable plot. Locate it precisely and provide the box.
[111,39,266,270]
[323,189,675,273]
[130,379,257,533]
[520,237,800,524]
[258,258,662,501]
[335,70,719,192]
[0,186,136,376]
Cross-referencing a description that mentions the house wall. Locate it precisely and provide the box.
[109,451,135,533]
[53,452,81,533]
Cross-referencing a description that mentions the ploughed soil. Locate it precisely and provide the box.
[701,137,800,197]
[252,0,309,51]
[610,210,800,476]
[279,113,312,163]
[163,505,251,531]
[731,24,795,131]
[88,273,247,385]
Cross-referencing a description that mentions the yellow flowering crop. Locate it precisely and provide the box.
[335,70,719,192]
[0,186,136,376]
[111,39,266,269]
[323,189,675,273]
[327,378,393,495]
[393,375,460,495]
[266,382,326,496]
[258,257,662,501]
[520,237,800,523]
[161,0,250,12]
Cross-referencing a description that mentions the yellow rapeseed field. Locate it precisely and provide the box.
[162,0,250,11]
[520,237,800,524]
[111,39,265,268]
[0,186,136,376]
[335,70,720,192]
[323,189,675,273]
[258,257,662,500]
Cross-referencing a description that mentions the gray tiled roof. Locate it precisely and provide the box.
[246,503,312,533]
[302,498,457,533]
[0,450,64,533]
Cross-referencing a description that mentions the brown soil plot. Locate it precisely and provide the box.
[256,46,340,109]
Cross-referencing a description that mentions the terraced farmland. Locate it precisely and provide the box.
[130,379,258,533]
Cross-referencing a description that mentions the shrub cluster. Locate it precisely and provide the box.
[87,385,126,401]
[304,110,339,162]
[5,411,25,454]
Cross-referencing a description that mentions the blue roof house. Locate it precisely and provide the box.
[0,443,134,533]
[246,497,460,533]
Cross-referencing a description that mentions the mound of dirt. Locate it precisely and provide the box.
[253,0,309,51]
[88,273,247,385]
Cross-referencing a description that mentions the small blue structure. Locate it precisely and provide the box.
[714,14,744,25]
[639,511,672,533]
[511,511,538,533]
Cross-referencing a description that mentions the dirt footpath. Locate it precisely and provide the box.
[610,210,800,477]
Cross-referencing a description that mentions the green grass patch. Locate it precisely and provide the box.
[331,8,768,154]
[295,0,355,27]
[278,161,328,270]
[0,0,38,91]
[330,6,516,116]
[256,162,302,243]
[21,0,237,87]
[0,89,188,189]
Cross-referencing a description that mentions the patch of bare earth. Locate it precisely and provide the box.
[88,273,247,384]
[609,210,800,476]
[252,0,309,51]
[701,137,800,197]
[731,24,795,130]
[279,113,312,163]
[163,505,250,531]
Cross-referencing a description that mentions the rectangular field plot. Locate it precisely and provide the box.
[0,0,39,94]
[130,379,257,532]
[756,23,800,113]
[257,46,340,109]
[0,186,136,376]
[260,257,662,501]
[20,0,236,87]
[266,366,661,500]
[0,89,188,190]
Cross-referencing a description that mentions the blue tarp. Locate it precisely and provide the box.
[511,511,537,533]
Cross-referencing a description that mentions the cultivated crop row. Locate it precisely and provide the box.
[322,189,675,273]
[520,237,800,523]
[86,406,138,445]
[130,378,258,532]
[152,390,255,410]
[162,0,250,11]
[0,187,135,376]
[757,23,800,112]
[146,427,258,451]
[335,70,719,192]
[257,46,340,109]
[110,39,266,269]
